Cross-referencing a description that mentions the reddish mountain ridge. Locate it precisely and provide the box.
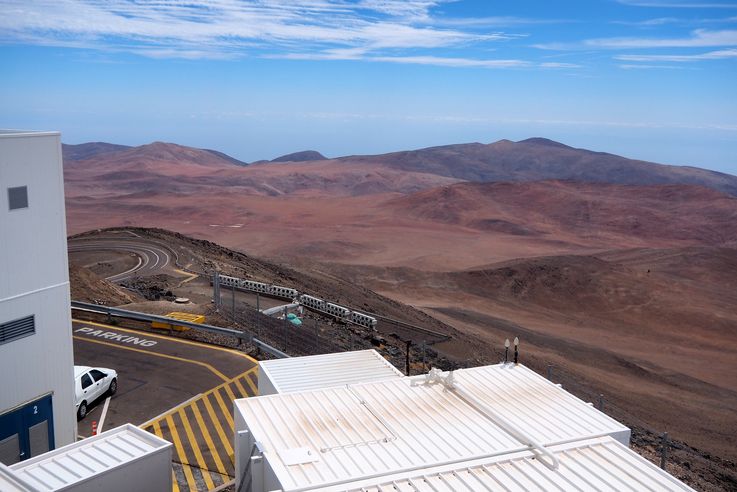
[339,138,737,196]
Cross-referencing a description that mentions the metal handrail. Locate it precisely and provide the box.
[70,301,289,359]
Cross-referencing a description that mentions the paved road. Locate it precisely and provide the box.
[68,234,175,282]
[72,319,258,491]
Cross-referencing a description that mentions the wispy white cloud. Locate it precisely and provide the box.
[0,0,502,61]
[534,28,737,49]
[270,51,531,68]
[586,28,737,47]
[612,17,680,26]
[539,62,583,68]
[618,63,690,68]
[616,47,737,61]
[430,16,571,27]
[616,0,737,8]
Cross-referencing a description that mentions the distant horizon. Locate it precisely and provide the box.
[2,0,736,174]
[59,135,737,176]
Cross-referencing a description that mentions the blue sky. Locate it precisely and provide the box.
[1,0,736,174]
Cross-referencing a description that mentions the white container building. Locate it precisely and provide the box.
[0,424,172,492]
[322,436,694,491]
[0,130,77,464]
[258,349,404,395]
[235,362,639,492]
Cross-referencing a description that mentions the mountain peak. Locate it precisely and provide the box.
[271,150,327,163]
[518,137,572,149]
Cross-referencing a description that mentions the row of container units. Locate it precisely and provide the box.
[235,358,693,492]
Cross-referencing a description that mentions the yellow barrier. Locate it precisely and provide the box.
[151,312,205,332]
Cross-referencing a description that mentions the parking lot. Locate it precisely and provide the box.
[72,319,258,491]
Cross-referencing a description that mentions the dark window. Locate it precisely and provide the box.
[81,374,93,389]
[90,369,106,382]
[0,315,35,345]
[8,186,28,210]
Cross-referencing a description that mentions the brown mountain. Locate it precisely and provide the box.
[62,142,132,161]
[339,138,737,196]
[271,150,327,163]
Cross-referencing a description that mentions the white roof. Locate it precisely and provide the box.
[323,436,694,492]
[0,463,34,492]
[9,424,171,491]
[235,363,630,491]
[452,364,630,444]
[258,349,404,394]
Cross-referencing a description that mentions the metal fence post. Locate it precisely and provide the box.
[405,340,412,376]
[547,363,552,380]
[232,284,236,323]
[314,319,320,352]
[283,307,288,351]
[213,271,220,311]
[421,340,426,373]
[660,432,669,469]
[597,394,604,411]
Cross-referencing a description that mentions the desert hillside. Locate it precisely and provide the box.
[63,138,737,487]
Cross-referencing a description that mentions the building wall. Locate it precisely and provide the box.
[0,131,76,453]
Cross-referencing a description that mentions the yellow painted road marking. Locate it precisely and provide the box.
[221,384,239,416]
[152,421,164,439]
[243,372,258,394]
[172,471,180,492]
[191,400,229,477]
[178,408,216,490]
[142,368,257,491]
[212,389,234,429]
[166,415,197,490]
[174,269,199,287]
[201,395,234,459]
[232,377,249,399]
[72,318,258,364]
[73,336,230,382]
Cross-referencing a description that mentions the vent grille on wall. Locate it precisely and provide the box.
[0,315,35,345]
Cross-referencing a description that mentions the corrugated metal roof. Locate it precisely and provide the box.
[328,436,694,492]
[9,424,170,491]
[236,363,630,491]
[259,349,404,394]
[453,364,630,445]
[0,463,35,492]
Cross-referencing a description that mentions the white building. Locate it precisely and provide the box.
[258,349,404,395]
[235,359,692,491]
[0,424,173,492]
[0,130,76,465]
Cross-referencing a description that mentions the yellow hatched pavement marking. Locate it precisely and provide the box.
[191,400,229,476]
[212,389,234,429]
[171,471,180,492]
[178,408,216,490]
[232,377,249,398]
[142,368,258,491]
[166,415,197,491]
[243,372,258,395]
[202,394,234,459]
[222,383,239,413]
[152,421,164,438]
